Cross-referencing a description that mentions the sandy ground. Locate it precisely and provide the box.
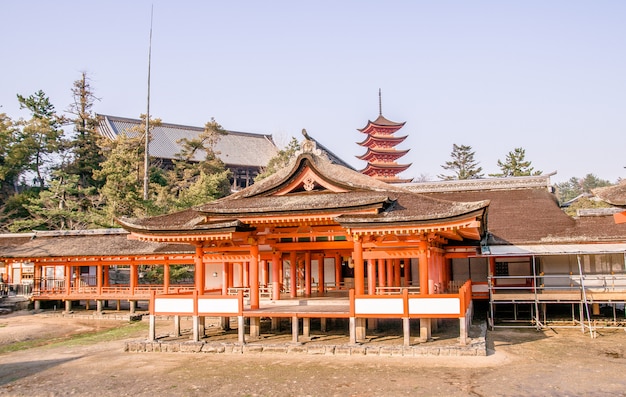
[0,312,625,397]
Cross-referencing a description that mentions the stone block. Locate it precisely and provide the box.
[261,345,288,354]
[306,346,326,355]
[180,342,203,353]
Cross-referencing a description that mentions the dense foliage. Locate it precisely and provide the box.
[0,74,231,232]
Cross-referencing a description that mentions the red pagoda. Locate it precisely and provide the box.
[357,90,412,183]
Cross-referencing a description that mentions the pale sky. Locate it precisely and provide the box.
[2,1,625,184]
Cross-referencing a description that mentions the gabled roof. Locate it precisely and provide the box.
[97,115,278,168]
[118,140,489,240]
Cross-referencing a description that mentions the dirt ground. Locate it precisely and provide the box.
[0,312,625,397]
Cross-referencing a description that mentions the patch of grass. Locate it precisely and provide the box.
[0,321,149,355]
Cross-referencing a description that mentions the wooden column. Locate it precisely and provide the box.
[221,262,229,295]
[334,253,342,290]
[404,258,412,286]
[394,259,401,287]
[272,252,281,301]
[163,263,170,293]
[194,243,205,294]
[304,252,312,296]
[317,253,325,295]
[249,243,260,310]
[386,259,394,287]
[367,259,376,295]
[130,261,138,295]
[65,264,72,295]
[377,258,386,289]
[290,251,297,298]
[418,241,429,296]
[262,260,269,286]
[353,235,364,296]
[243,261,249,287]
[96,261,103,293]
[236,263,243,287]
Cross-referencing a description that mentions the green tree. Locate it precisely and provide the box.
[255,136,300,181]
[65,72,103,189]
[438,144,484,180]
[490,147,542,177]
[15,90,67,189]
[7,169,98,232]
[159,118,231,211]
[555,174,612,204]
[0,113,23,197]
[93,115,162,224]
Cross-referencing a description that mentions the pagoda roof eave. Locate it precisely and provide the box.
[356,149,410,161]
[357,135,408,146]
[357,115,406,132]
[361,163,412,173]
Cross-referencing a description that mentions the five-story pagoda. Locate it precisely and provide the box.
[357,90,412,183]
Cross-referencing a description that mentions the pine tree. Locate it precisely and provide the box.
[255,137,301,181]
[490,147,542,177]
[65,72,103,189]
[438,144,484,180]
[15,90,67,189]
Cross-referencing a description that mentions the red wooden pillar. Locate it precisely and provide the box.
[243,261,249,288]
[404,258,412,286]
[65,264,72,294]
[334,253,342,289]
[367,259,376,295]
[386,259,394,287]
[103,266,110,287]
[96,260,103,294]
[418,241,429,296]
[304,252,312,296]
[194,243,205,294]
[272,251,281,301]
[290,251,297,298]
[235,263,243,287]
[317,253,325,295]
[249,243,259,309]
[163,263,170,293]
[262,260,270,286]
[129,261,138,296]
[221,262,229,295]
[353,236,364,296]
[394,259,401,287]
[377,258,386,289]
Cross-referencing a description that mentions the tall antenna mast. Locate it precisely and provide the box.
[143,5,154,201]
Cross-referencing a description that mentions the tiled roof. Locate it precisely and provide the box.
[97,115,279,168]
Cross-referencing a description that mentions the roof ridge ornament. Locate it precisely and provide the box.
[297,128,322,156]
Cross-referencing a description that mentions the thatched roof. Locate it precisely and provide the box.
[405,177,626,245]
[0,229,194,259]
[593,180,626,206]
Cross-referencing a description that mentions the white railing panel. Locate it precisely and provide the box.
[198,298,239,314]
[409,297,460,315]
[154,297,194,314]
[355,298,404,315]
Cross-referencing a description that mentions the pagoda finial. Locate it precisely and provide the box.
[378,88,382,116]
